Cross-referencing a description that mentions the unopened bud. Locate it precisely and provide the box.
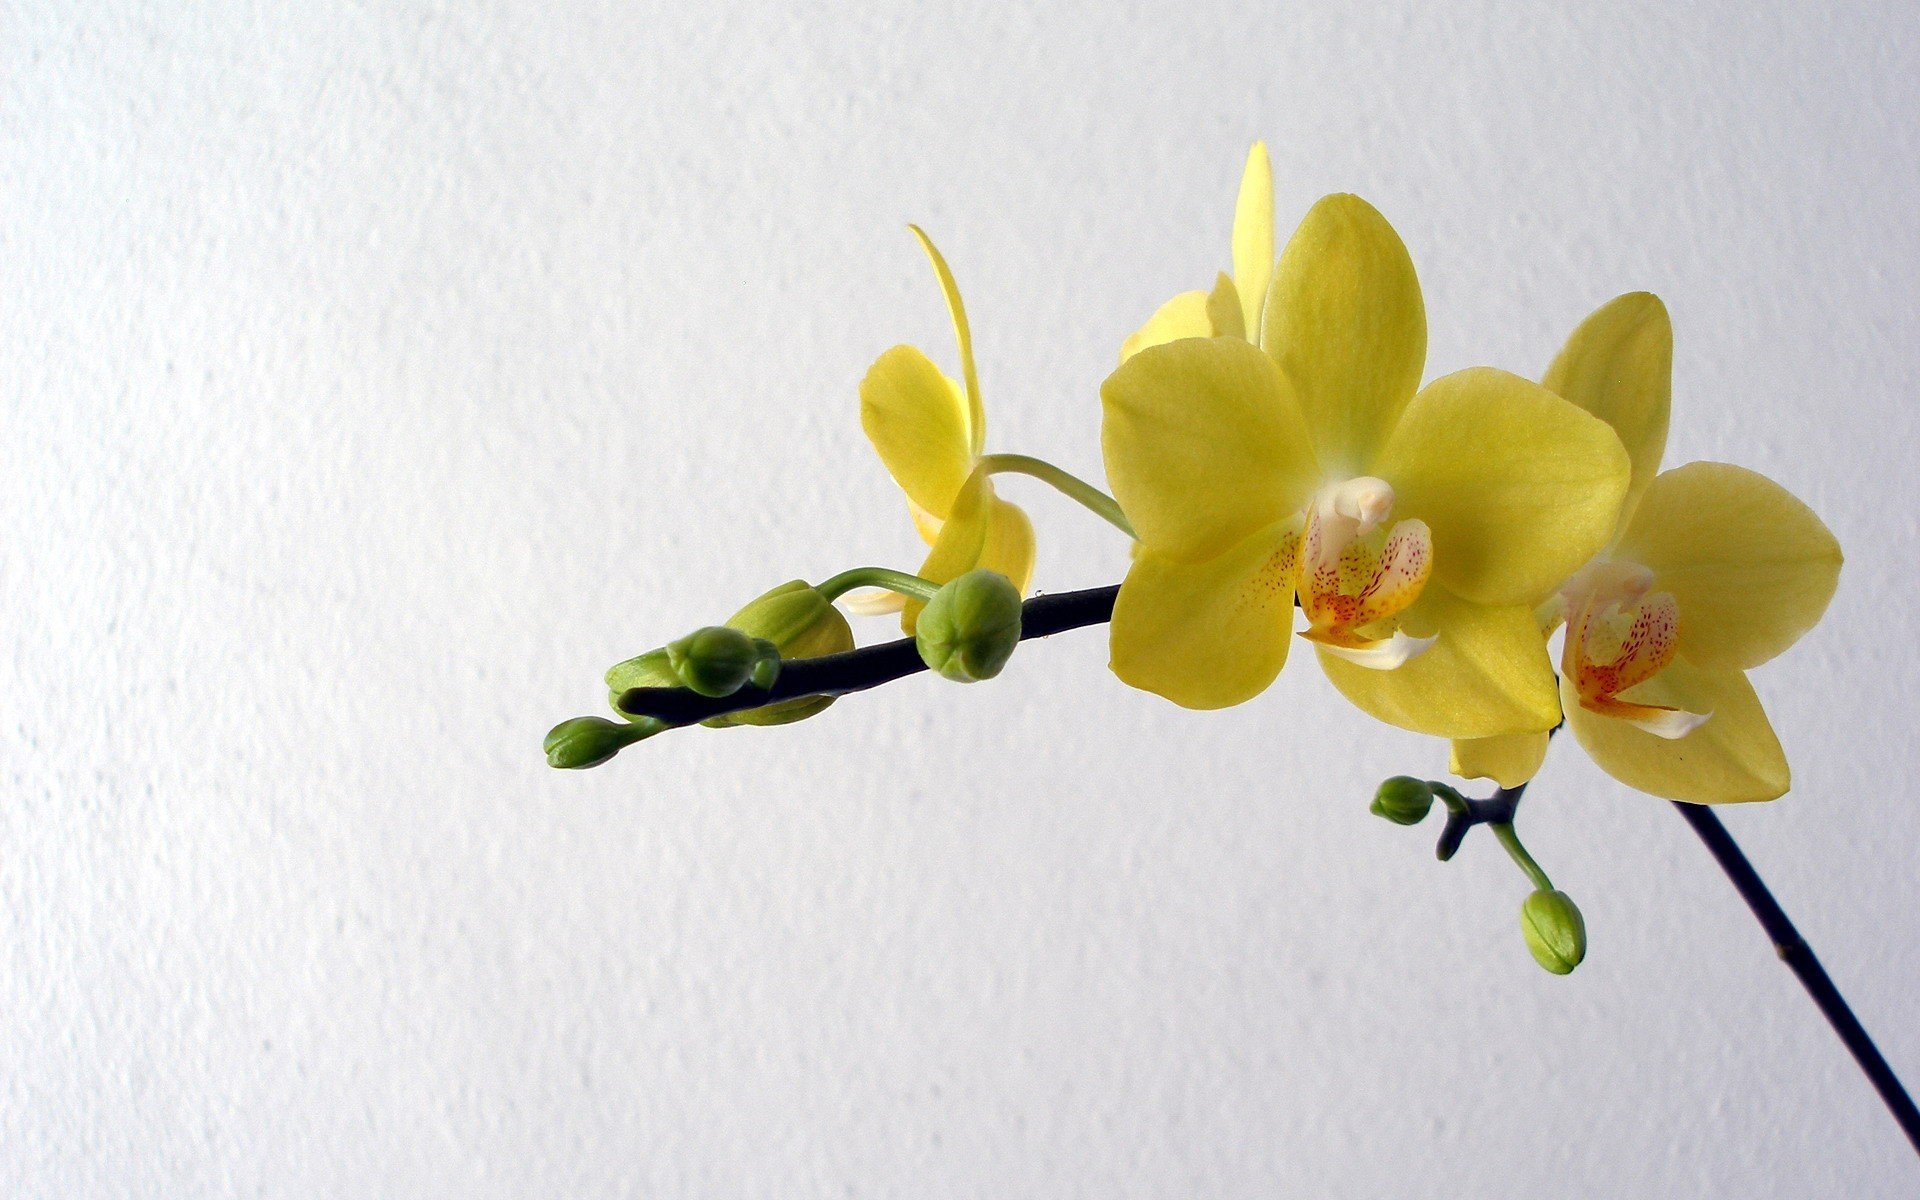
[544,716,653,770]
[706,581,855,728]
[666,626,778,697]
[1371,776,1435,825]
[602,582,856,732]
[915,570,1023,682]
[1520,889,1587,975]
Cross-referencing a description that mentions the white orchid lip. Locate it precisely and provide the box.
[1626,706,1712,740]
[1294,476,1435,671]
[1312,628,1437,670]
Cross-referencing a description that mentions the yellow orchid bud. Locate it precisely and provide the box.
[1520,889,1587,975]
[915,569,1023,683]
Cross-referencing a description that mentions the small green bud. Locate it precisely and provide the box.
[544,716,653,769]
[915,569,1023,683]
[666,626,776,697]
[1371,776,1435,825]
[1520,889,1587,975]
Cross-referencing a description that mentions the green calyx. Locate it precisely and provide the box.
[915,569,1023,683]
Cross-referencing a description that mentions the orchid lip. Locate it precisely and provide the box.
[1561,555,1711,737]
[1293,476,1434,669]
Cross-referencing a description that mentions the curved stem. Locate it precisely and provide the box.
[977,453,1136,538]
[815,566,940,604]
[1491,822,1554,892]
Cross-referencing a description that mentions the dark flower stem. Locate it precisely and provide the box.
[611,582,1918,1157]
[1672,802,1920,1155]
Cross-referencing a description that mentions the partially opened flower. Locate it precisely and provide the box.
[858,227,1035,631]
[1102,192,1630,737]
[1453,295,1842,801]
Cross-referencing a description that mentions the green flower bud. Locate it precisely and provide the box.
[543,716,654,769]
[1520,889,1587,975]
[1371,776,1435,825]
[705,580,854,728]
[665,626,776,697]
[601,582,855,732]
[915,569,1023,683]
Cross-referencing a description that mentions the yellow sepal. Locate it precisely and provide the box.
[907,225,985,454]
[1231,141,1274,337]
[1449,731,1551,788]
[1541,292,1672,526]
[1316,585,1562,739]
[1262,193,1426,474]
[1562,656,1789,803]
[1119,290,1214,364]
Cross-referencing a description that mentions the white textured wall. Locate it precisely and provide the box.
[8,2,1919,1195]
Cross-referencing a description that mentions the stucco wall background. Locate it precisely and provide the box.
[7,2,1919,1195]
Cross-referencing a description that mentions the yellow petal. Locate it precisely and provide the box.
[977,496,1036,596]
[901,473,994,634]
[1261,193,1425,474]
[1450,731,1551,789]
[1317,585,1562,739]
[1377,367,1630,608]
[907,225,985,454]
[1101,337,1320,561]
[899,482,1034,633]
[1541,292,1672,524]
[1232,141,1274,337]
[1616,461,1842,671]
[908,496,944,546]
[1205,273,1245,340]
[1119,290,1215,363]
[1563,657,1789,803]
[1108,521,1299,709]
[859,345,974,520]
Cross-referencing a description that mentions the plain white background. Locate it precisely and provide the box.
[7,2,1919,1195]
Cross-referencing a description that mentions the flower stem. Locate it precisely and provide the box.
[1672,802,1920,1155]
[977,453,1136,538]
[1491,821,1554,892]
[815,567,941,604]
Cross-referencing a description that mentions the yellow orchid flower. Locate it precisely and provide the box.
[1102,189,1631,737]
[1452,294,1842,801]
[858,227,1036,632]
[1120,142,1274,361]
